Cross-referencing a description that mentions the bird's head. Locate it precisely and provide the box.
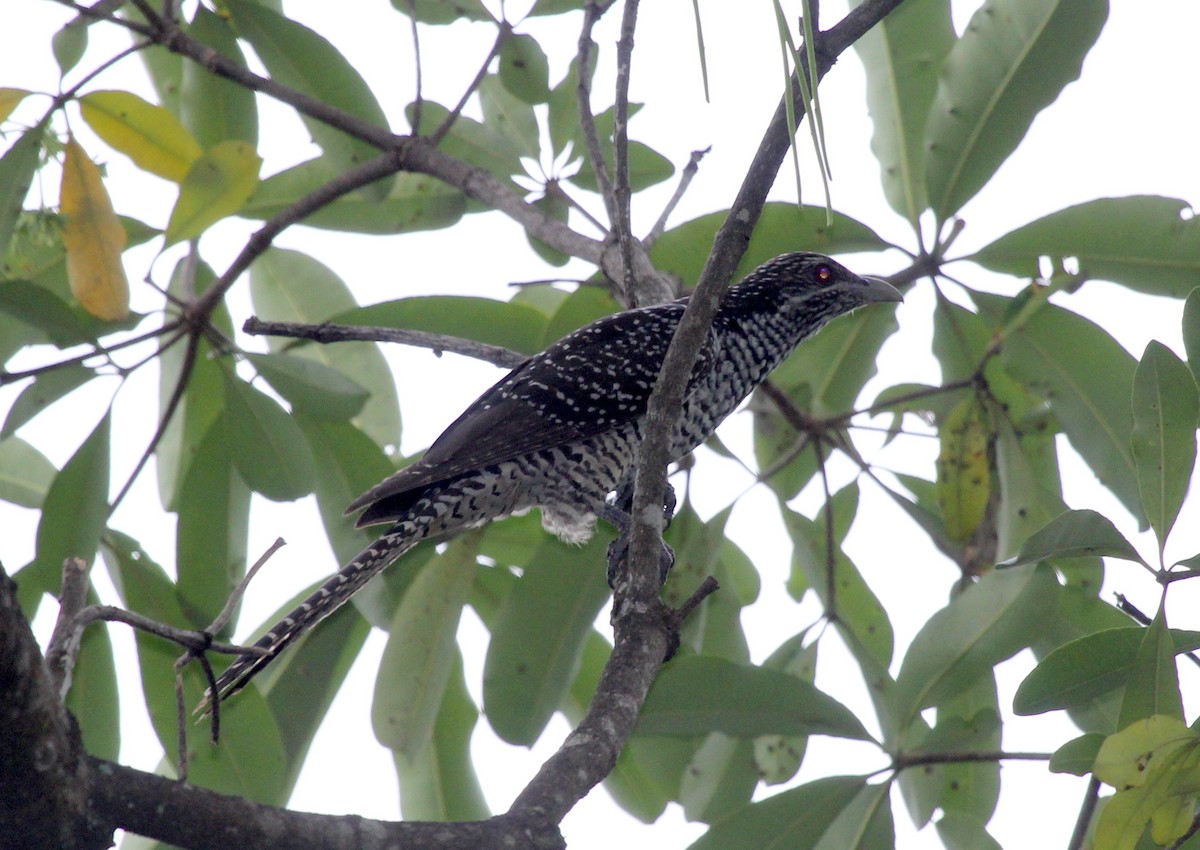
[735,252,902,316]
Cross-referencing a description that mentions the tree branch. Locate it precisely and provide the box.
[242,317,527,370]
[623,0,906,623]
[0,565,107,850]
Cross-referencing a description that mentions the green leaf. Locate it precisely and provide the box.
[1006,509,1147,568]
[156,261,228,509]
[924,0,1108,219]
[0,88,30,124]
[785,507,893,668]
[977,292,1143,524]
[0,279,94,349]
[679,734,758,824]
[250,248,401,451]
[1119,609,1184,728]
[244,157,464,234]
[51,20,87,75]
[65,588,120,762]
[479,75,540,159]
[812,780,895,850]
[936,814,1004,850]
[34,411,110,574]
[373,535,478,757]
[408,101,525,190]
[226,0,390,192]
[182,6,259,148]
[1050,732,1106,775]
[1131,341,1198,550]
[1018,625,1200,717]
[499,33,551,104]
[0,122,44,260]
[686,775,865,850]
[483,525,612,745]
[165,140,262,245]
[767,296,901,416]
[220,371,315,501]
[0,437,56,508]
[1183,289,1200,382]
[247,352,370,420]
[527,190,571,267]
[389,0,492,23]
[262,593,371,794]
[0,365,95,439]
[926,678,1002,823]
[755,634,818,785]
[638,656,871,741]
[392,650,490,821]
[1015,627,1144,716]
[572,138,673,194]
[893,564,1058,724]
[174,415,251,625]
[294,416,394,564]
[973,197,1200,297]
[79,90,203,183]
[852,0,955,225]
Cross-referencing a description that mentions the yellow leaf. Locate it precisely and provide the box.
[60,136,130,321]
[0,88,31,124]
[936,396,991,542]
[1095,715,1195,790]
[80,90,202,183]
[165,140,261,246]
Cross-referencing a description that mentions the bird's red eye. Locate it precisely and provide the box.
[816,264,832,281]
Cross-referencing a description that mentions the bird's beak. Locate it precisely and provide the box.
[857,275,904,304]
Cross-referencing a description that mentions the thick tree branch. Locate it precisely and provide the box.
[0,566,107,850]
[624,0,906,618]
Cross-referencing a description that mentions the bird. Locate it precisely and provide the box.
[202,252,901,709]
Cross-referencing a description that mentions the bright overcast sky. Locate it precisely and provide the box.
[4,2,1200,849]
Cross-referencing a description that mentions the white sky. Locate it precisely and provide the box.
[3,2,1200,849]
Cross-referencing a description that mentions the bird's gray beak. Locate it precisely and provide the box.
[857,275,903,304]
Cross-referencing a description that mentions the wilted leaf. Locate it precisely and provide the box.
[936,396,991,542]
[80,90,203,182]
[60,136,130,321]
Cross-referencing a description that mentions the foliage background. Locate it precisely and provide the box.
[3,1,1200,849]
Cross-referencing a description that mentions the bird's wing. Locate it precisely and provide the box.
[347,302,710,525]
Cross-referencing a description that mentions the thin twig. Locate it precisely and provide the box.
[429,24,508,146]
[205,538,287,638]
[242,317,527,369]
[576,4,618,228]
[645,146,709,247]
[611,0,640,305]
[1067,776,1101,850]
[45,558,92,697]
[406,0,423,134]
[106,327,196,517]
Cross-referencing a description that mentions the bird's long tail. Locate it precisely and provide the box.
[198,524,418,713]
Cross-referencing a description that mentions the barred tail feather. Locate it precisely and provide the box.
[199,526,418,713]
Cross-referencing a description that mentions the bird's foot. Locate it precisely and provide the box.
[605,531,675,588]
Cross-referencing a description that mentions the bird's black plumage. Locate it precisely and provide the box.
[202,252,901,708]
